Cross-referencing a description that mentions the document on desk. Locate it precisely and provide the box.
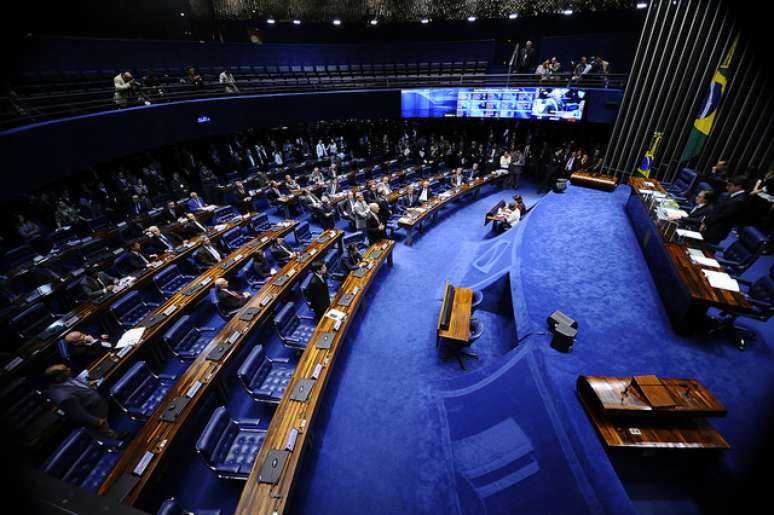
[686,248,704,258]
[702,270,740,292]
[116,327,145,348]
[676,229,704,241]
[691,255,721,268]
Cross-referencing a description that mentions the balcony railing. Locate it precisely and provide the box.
[1,72,626,130]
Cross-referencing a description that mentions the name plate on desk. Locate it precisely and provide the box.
[220,258,237,270]
[183,283,204,296]
[116,345,133,359]
[352,267,368,278]
[285,428,299,451]
[289,378,315,402]
[4,356,24,372]
[258,449,290,485]
[315,331,335,350]
[159,396,190,422]
[106,473,140,502]
[370,249,383,260]
[259,293,275,307]
[163,304,178,316]
[337,293,355,308]
[270,225,285,232]
[296,252,312,263]
[133,451,155,476]
[316,232,333,244]
[88,359,117,380]
[240,307,261,321]
[64,315,80,328]
[207,340,235,361]
[273,274,290,287]
[143,313,167,328]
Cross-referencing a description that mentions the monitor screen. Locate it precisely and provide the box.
[401,87,587,122]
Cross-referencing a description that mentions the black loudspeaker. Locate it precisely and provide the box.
[553,178,568,193]
[547,310,578,331]
[550,323,577,353]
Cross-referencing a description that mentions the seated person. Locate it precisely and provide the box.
[186,191,207,212]
[45,363,120,439]
[160,200,181,225]
[681,189,716,229]
[340,191,357,223]
[213,277,249,312]
[81,266,119,300]
[341,243,364,272]
[449,168,465,188]
[418,181,431,203]
[309,167,326,186]
[270,237,296,265]
[316,199,336,230]
[284,174,300,192]
[227,181,253,214]
[194,236,223,267]
[64,331,112,371]
[179,212,208,239]
[302,188,322,211]
[495,202,521,233]
[700,175,748,244]
[252,250,273,280]
[400,185,419,211]
[265,180,285,202]
[126,241,152,271]
[143,225,183,257]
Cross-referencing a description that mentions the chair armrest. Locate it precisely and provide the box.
[298,315,315,321]
[96,438,125,451]
[736,278,753,286]
[235,417,262,429]
[199,327,217,332]
[158,374,177,381]
[269,356,291,364]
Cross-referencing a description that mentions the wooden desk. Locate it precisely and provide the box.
[85,221,298,384]
[626,177,751,333]
[437,287,472,342]
[1,215,255,383]
[577,375,729,450]
[234,240,394,515]
[98,230,343,505]
[569,171,619,191]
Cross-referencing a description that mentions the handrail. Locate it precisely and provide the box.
[1,72,627,130]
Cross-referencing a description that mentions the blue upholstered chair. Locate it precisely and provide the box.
[10,302,57,340]
[157,498,221,515]
[471,290,484,311]
[86,215,111,233]
[0,377,49,433]
[712,266,774,350]
[342,231,368,251]
[3,244,36,269]
[195,406,266,479]
[208,287,237,321]
[111,251,136,277]
[57,338,71,361]
[162,314,216,360]
[79,238,113,263]
[713,227,768,275]
[663,167,697,198]
[273,301,316,351]
[220,227,250,252]
[211,205,240,225]
[250,212,271,234]
[294,221,316,246]
[237,345,295,404]
[153,264,195,297]
[109,361,176,419]
[470,318,484,341]
[42,428,123,492]
[110,291,160,328]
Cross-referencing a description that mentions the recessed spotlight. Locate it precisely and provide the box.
[420,17,430,24]
[267,18,275,24]
[636,2,647,8]
[293,19,301,25]
[508,13,518,19]
[467,16,477,22]
[370,19,378,25]
[333,19,342,25]
[179,12,185,17]
[562,9,574,15]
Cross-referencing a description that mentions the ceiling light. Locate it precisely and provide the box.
[179,12,185,17]
[562,9,574,15]
[636,2,647,8]
[333,19,342,25]
[370,19,378,25]
[293,19,301,25]
[420,17,430,24]
[467,16,477,22]
[508,13,518,19]
[267,18,275,24]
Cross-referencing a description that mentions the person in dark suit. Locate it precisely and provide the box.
[126,241,151,271]
[227,181,253,214]
[304,261,330,320]
[270,237,296,265]
[316,199,336,230]
[45,363,119,438]
[364,183,379,204]
[214,278,248,312]
[700,176,748,244]
[340,191,357,225]
[194,236,222,267]
[160,201,182,225]
[366,203,387,245]
[64,331,112,371]
[516,40,537,73]
[252,250,273,280]
[81,267,119,300]
[681,189,716,229]
[144,225,183,257]
[179,213,208,239]
[400,185,419,211]
[341,243,363,272]
[128,194,150,217]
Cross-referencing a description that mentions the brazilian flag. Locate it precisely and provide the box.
[680,36,738,163]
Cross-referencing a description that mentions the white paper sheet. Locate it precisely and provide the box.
[116,327,145,348]
[676,229,704,240]
[702,270,740,292]
[691,255,721,268]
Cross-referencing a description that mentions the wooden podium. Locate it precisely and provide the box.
[577,375,730,449]
[569,171,619,191]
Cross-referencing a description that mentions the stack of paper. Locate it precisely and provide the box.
[116,327,145,348]
[691,255,721,268]
[702,270,740,292]
[676,228,704,240]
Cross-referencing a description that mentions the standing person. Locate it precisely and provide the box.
[304,261,330,320]
[516,41,537,73]
[353,193,371,231]
[185,66,204,89]
[219,66,239,93]
[366,203,387,244]
[113,71,143,107]
[510,148,525,189]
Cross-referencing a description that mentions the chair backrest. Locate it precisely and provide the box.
[237,344,266,391]
[153,264,180,289]
[250,212,269,233]
[295,221,311,242]
[1,377,46,430]
[4,244,36,269]
[749,275,774,305]
[342,231,365,248]
[195,406,233,464]
[208,287,230,319]
[739,226,767,255]
[323,248,339,270]
[42,428,95,484]
[80,238,109,258]
[110,290,143,319]
[11,302,54,339]
[87,215,110,232]
[162,314,194,349]
[673,168,697,194]
[110,251,134,276]
[221,227,244,251]
[212,205,239,225]
[57,338,71,361]
[109,361,155,410]
[156,498,186,515]
[273,301,297,337]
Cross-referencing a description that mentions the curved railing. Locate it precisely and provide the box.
[1,72,626,130]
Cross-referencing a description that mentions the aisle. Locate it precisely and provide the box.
[290,183,540,514]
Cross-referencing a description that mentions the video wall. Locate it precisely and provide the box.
[401,87,587,122]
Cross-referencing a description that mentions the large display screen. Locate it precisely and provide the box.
[401,87,587,122]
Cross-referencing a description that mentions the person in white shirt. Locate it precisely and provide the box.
[353,193,371,230]
[316,140,328,160]
[535,60,552,80]
[114,71,148,107]
[219,66,239,93]
[496,202,521,232]
[499,152,512,172]
[418,181,431,203]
